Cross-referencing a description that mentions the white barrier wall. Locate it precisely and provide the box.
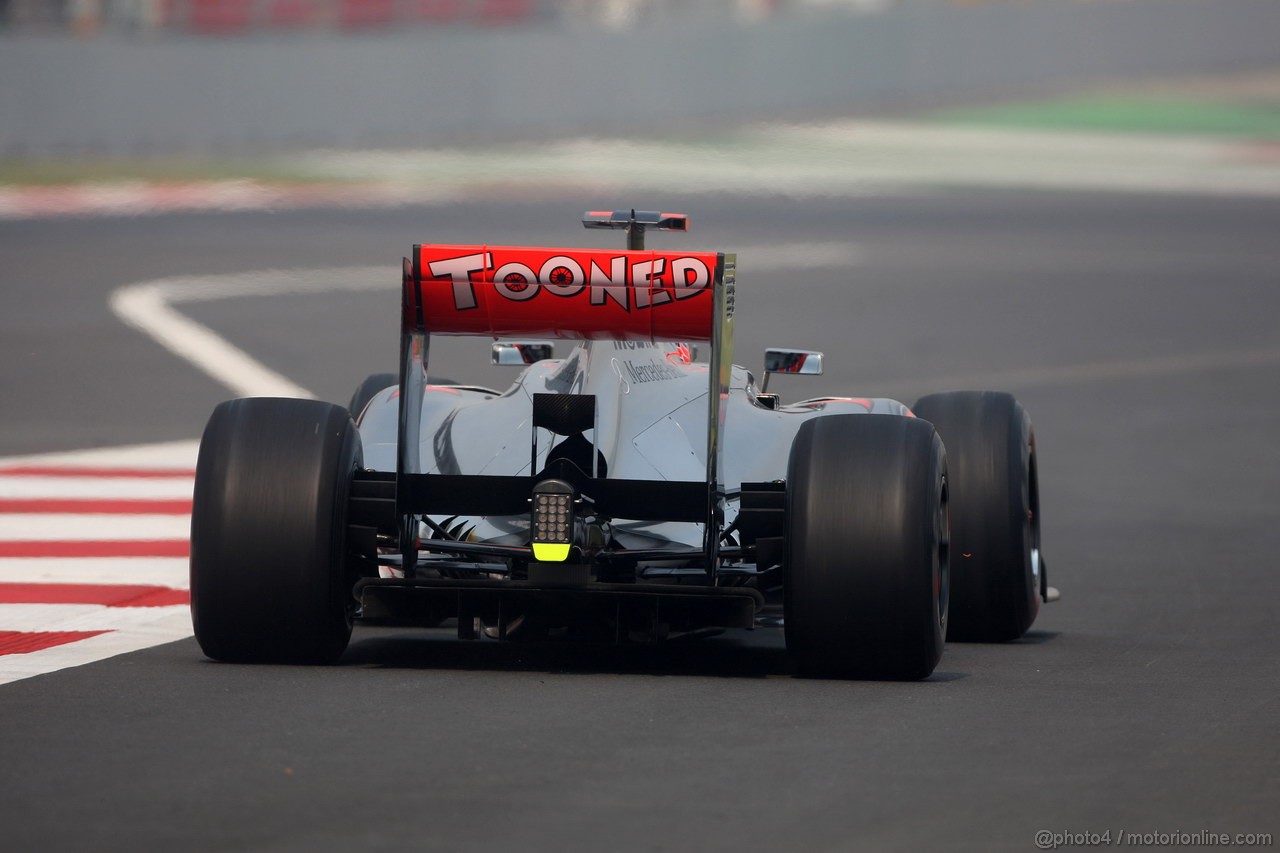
[3,0,1279,159]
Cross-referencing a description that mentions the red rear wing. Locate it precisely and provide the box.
[406,245,727,342]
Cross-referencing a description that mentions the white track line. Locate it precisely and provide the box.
[112,253,1280,420]
[0,610,193,686]
[0,558,190,589]
[110,265,407,399]
[111,280,318,399]
[0,603,191,633]
[0,477,196,499]
[107,251,862,399]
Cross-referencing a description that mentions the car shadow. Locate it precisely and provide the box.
[946,629,1061,646]
[340,627,970,682]
[1011,629,1061,645]
[341,628,792,679]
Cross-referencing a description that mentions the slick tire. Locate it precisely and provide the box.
[912,391,1040,642]
[191,398,362,663]
[785,414,949,680]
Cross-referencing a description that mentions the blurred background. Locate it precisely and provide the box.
[3,5,1280,851]
[2,0,1279,429]
[3,0,1279,171]
[2,0,1280,440]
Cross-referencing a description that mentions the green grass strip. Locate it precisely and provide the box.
[932,96,1280,139]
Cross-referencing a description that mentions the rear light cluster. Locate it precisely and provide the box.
[534,493,571,542]
[531,480,575,563]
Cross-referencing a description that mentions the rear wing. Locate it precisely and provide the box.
[404,244,724,341]
[396,242,737,572]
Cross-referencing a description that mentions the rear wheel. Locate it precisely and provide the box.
[785,414,949,679]
[347,372,463,422]
[347,372,397,422]
[190,398,362,663]
[912,391,1040,642]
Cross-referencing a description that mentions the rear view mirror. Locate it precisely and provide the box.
[762,348,824,392]
[764,348,824,376]
[492,341,555,366]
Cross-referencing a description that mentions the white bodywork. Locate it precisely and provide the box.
[357,340,910,554]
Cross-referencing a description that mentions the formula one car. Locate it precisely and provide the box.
[190,210,1056,679]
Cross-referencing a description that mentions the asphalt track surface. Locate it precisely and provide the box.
[2,192,1278,851]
